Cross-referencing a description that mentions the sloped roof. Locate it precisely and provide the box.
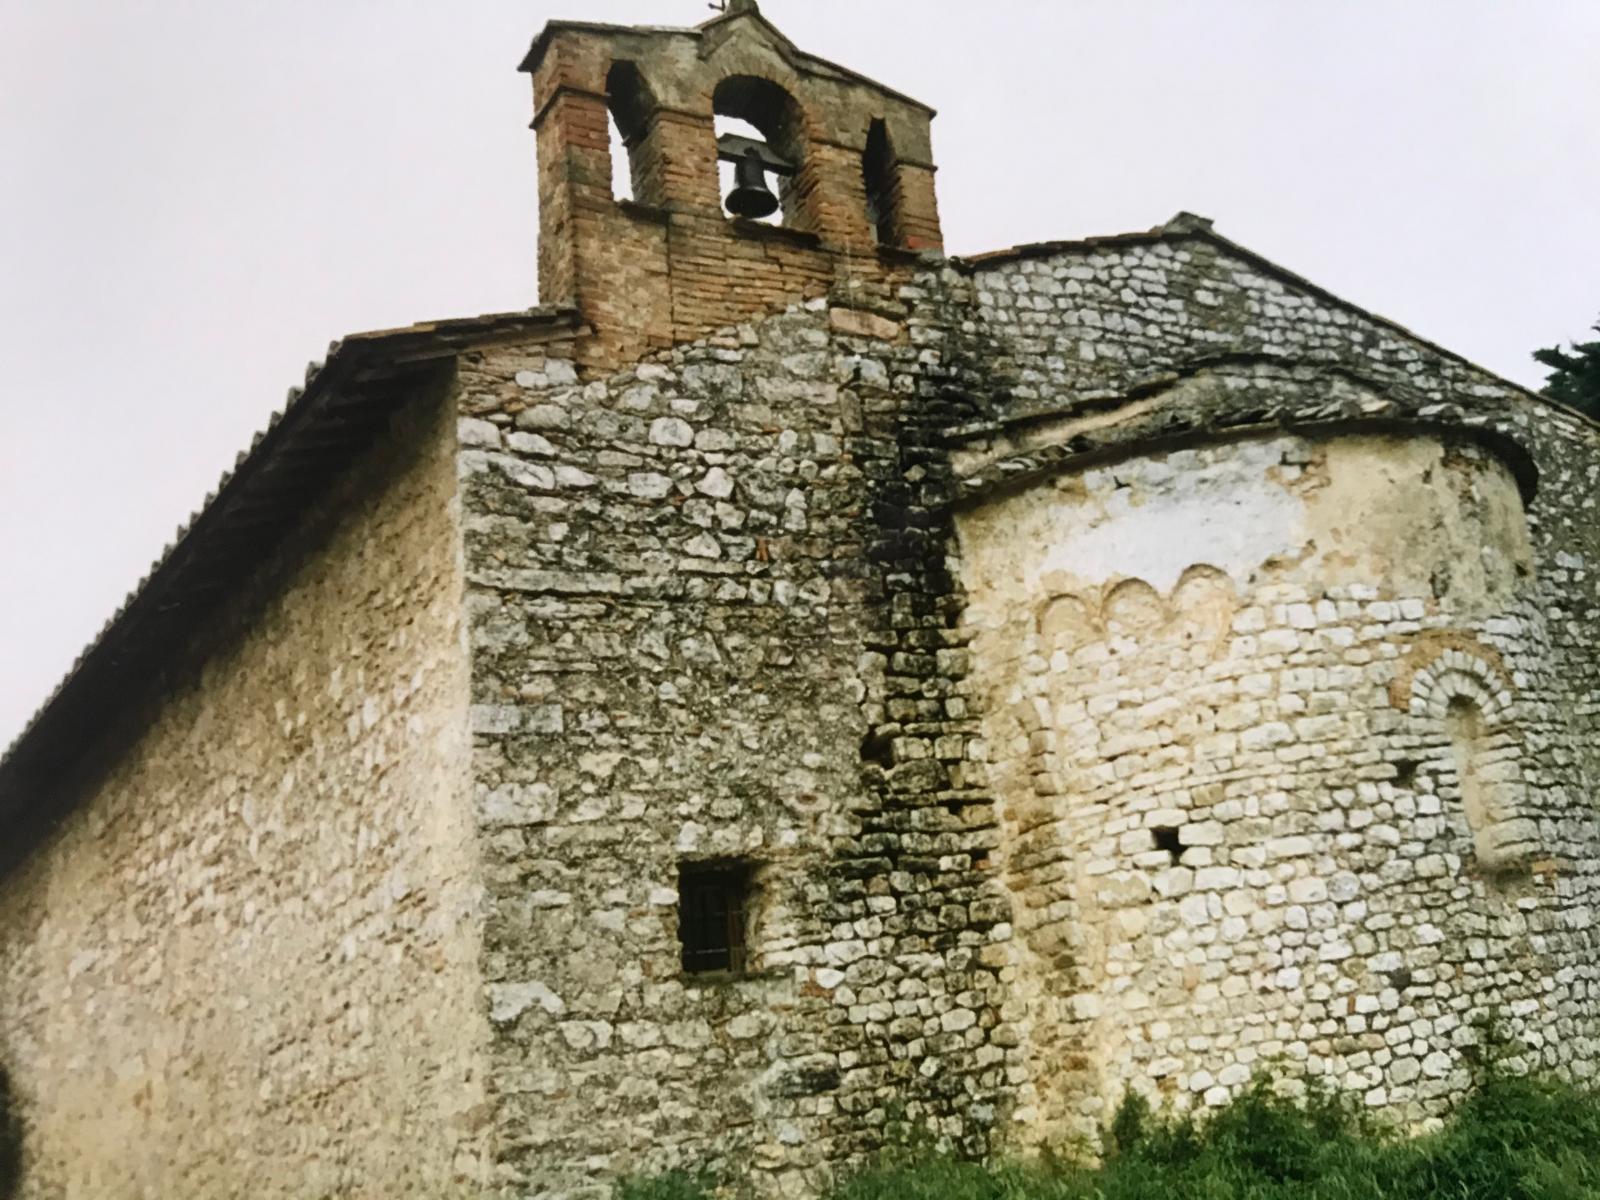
[955,212,1557,411]
[518,9,936,115]
[0,307,577,858]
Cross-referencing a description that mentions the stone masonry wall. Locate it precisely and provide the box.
[938,232,1600,1141]
[0,391,493,1198]
[452,229,1600,1191]
[956,430,1585,1141]
[453,299,1010,1198]
[8,220,1585,1199]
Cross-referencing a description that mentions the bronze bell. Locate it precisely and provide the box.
[725,146,779,219]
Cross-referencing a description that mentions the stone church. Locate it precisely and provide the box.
[3,3,1599,1197]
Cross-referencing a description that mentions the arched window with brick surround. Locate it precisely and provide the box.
[1407,652,1539,876]
[606,61,657,206]
[713,75,806,228]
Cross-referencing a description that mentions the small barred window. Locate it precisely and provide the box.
[678,862,751,975]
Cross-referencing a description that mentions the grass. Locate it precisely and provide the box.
[616,1071,1600,1200]
[616,1170,724,1200]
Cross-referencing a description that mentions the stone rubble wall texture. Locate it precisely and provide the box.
[946,233,1600,1143]
[455,309,1006,1199]
[4,206,1600,1200]
[957,431,1553,1138]
[0,394,495,1198]
[455,227,1600,1195]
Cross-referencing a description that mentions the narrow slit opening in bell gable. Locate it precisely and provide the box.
[863,118,899,246]
[607,110,634,203]
[606,61,656,206]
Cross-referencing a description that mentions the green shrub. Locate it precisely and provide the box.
[613,1072,1600,1200]
[824,1072,1600,1200]
[0,1065,20,1200]
[613,1167,718,1200]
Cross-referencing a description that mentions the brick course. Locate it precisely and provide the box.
[524,9,941,373]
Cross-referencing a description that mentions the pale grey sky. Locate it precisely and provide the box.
[2,0,1597,747]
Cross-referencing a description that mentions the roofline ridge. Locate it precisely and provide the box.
[958,222,1582,423]
[517,15,936,115]
[0,307,580,819]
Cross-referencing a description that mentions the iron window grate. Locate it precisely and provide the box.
[678,862,750,975]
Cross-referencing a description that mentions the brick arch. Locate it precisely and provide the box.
[712,75,807,162]
[1405,650,1516,725]
[526,18,938,370]
[606,61,657,142]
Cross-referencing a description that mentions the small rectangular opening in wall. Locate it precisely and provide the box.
[1152,826,1183,862]
[678,861,753,976]
[1392,758,1421,789]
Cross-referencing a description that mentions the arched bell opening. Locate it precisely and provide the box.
[712,75,807,228]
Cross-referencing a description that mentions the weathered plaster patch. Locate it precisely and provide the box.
[959,433,1532,629]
